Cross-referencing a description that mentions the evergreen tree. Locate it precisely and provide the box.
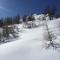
[0,18,3,27]
[23,15,27,22]
[43,6,57,20]
[14,14,20,24]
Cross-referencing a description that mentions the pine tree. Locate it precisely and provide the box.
[43,6,57,20]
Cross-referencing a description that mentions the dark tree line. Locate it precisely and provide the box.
[0,6,59,27]
[0,14,20,27]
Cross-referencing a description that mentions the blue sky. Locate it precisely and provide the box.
[0,0,60,17]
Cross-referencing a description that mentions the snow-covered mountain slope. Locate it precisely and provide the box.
[0,18,60,60]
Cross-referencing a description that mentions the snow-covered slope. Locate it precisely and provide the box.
[0,18,60,60]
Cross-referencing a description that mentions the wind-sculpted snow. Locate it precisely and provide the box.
[0,18,60,60]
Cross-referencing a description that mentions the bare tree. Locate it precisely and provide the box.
[44,20,60,50]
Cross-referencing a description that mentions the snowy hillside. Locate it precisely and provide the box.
[0,14,60,60]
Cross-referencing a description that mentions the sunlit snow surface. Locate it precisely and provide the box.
[0,18,60,60]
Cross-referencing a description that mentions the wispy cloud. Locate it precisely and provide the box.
[0,6,9,12]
